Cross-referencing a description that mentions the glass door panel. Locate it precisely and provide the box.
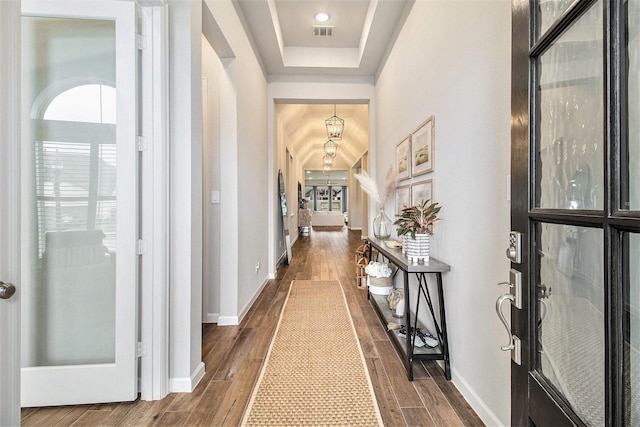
[538,0,574,36]
[536,1,603,210]
[626,233,640,424]
[22,17,117,366]
[536,222,604,425]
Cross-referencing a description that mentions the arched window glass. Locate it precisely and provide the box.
[44,84,115,124]
[34,83,117,255]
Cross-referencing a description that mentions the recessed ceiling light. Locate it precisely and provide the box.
[314,12,330,22]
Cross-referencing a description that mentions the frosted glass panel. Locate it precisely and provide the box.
[628,233,640,424]
[625,0,640,210]
[538,0,574,36]
[537,2,603,210]
[21,17,116,367]
[536,223,604,426]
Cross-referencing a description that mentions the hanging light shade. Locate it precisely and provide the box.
[325,105,344,140]
[324,139,338,157]
[323,154,334,165]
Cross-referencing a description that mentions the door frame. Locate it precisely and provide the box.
[138,1,170,401]
[509,1,530,425]
[0,1,22,424]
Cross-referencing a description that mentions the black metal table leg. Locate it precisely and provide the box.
[436,272,451,380]
[403,270,414,381]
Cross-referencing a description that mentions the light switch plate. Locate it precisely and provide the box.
[211,190,220,204]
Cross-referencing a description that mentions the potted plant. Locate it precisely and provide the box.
[394,199,441,263]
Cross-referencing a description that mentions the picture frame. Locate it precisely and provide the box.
[396,135,411,180]
[411,116,435,176]
[411,179,433,205]
[395,185,410,215]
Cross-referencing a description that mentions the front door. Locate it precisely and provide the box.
[510,0,640,425]
[19,0,138,408]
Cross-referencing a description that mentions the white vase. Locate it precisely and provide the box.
[405,233,430,263]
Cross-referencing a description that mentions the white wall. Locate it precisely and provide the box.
[201,35,222,323]
[375,1,512,425]
[168,0,204,391]
[168,0,269,390]
[203,0,269,324]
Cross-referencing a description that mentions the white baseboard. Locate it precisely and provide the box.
[450,366,507,427]
[203,311,219,324]
[237,277,270,323]
[169,361,205,393]
[217,315,239,326]
[214,277,270,326]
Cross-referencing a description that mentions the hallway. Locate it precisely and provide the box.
[21,228,483,426]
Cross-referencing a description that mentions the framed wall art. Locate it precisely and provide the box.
[396,135,411,180]
[411,116,435,176]
[411,179,433,205]
[395,185,410,215]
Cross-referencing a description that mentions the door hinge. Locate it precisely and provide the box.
[137,135,146,152]
[136,33,145,50]
[137,239,147,255]
[137,342,147,358]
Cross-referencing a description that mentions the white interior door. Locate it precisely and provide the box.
[0,1,22,424]
[20,0,138,407]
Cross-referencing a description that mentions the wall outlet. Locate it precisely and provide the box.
[255,261,260,274]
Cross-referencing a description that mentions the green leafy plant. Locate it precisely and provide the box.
[394,199,441,238]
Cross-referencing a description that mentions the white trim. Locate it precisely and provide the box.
[169,361,205,393]
[216,316,240,326]
[139,2,170,401]
[0,2,22,424]
[202,311,219,324]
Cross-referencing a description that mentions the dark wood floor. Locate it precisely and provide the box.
[21,227,484,426]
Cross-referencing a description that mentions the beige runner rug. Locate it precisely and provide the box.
[241,280,383,426]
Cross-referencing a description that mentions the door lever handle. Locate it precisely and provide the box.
[496,293,515,351]
[0,281,16,300]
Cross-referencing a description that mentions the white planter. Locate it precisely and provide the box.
[368,276,392,295]
[405,233,430,263]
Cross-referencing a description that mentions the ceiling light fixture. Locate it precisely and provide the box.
[325,105,344,140]
[324,139,338,157]
[323,154,334,165]
[314,12,330,22]
[323,164,332,173]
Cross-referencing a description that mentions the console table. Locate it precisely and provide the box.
[365,237,451,381]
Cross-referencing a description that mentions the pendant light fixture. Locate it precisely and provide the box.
[322,154,334,166]
[324,139,338,157]
[325,105,344,140]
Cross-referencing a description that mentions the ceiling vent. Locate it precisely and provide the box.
[313,25,334,37]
